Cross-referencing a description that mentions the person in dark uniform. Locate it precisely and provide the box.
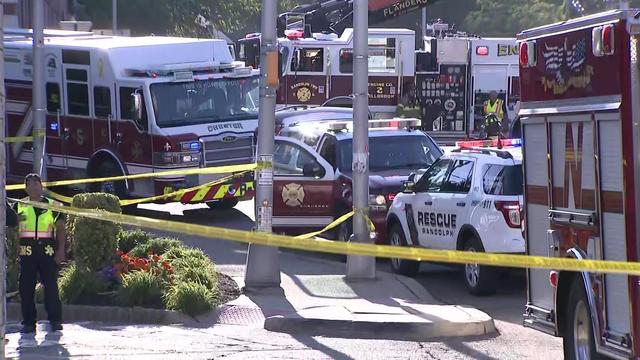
[16,173,65,333]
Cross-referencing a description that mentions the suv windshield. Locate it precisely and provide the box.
[150,76,259,128]
[482,164,523,195]
[337,135,441,172]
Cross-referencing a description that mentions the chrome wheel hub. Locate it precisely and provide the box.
[390,232,401,269]
[465,248,479,287]
[573,300,591,359]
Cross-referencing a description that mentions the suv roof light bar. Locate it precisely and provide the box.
[327,118,421,131]
[455,138,522,149]
[450,147,513,159]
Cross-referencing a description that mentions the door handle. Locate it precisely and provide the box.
[424,201,432,206]
[456,202,466,207]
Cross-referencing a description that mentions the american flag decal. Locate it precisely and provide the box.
[543,37,588,86]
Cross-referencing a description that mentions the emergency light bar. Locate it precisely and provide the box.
[455,138,522,148]
[327,118,421,131]
[126,61,240,79]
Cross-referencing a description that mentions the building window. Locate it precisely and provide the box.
[94,86,111,118]
[339,37,397,74]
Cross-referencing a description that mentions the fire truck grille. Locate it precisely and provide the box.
[201,134,255,167]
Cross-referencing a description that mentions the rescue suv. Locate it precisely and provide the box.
[4,28,260,208]
[518,9,640,358]
[272,118,442,243]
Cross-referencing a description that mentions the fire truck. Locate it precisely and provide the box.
[4,28,261,209]
[518,9,640,359]
[417,22,520,144]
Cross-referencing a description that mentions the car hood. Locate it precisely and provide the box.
[342,169,413,194]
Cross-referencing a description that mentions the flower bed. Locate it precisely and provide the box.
[5,192,240,317]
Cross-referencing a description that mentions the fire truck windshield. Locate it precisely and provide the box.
[337,135,441,173]
[150,76,260,128]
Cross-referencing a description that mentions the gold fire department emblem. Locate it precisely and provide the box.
[296,87,312,102]
[282,183,305,207]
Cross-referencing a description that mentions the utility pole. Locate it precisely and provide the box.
[112,0,118,35]
[244,0,281,290]
[0,2,7,355]
[32,0,46,179]
[347,0,375,280]
[421,8,427,41]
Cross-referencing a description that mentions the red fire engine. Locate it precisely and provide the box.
[519,9,640,358]
[4,29,260,209]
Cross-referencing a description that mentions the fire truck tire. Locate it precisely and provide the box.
[462,237,497,296]
[388,223,420,277]
[206,199,239,210]
[89,160,128,199]
[563,280,604,360]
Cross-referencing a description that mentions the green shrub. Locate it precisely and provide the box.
[68,193,121,271]
[129,237,182,257]
[5,227,19,293]
[165,282,216,316]
[119,270,164,308]
[58,263,107,305]
[163,246,210,264]
[117,229,152,253]
[172,260,217,290]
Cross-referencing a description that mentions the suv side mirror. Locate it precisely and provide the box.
[303,163,324,178]
[402,180,415,193]
[408,172,417,182]
[131,91,143,123]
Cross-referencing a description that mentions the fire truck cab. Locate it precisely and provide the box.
[4,29,260,208]
[260,27,416,118]
[519,10,640,358]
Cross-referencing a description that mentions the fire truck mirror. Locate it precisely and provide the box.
[131,91,144,124]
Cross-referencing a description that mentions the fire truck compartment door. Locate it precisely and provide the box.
[522,117,554,310]
[596,112,631,339]
[272,136,335,229]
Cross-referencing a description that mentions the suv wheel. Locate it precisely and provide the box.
[388,224,420,277]
[463,236,497,296]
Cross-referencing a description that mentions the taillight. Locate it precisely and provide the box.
[494,200,521,228]
[549,271,558,288]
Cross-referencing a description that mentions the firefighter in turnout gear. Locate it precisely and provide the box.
[17,173,65,334]
[481,91,506,138]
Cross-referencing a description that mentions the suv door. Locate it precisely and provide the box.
[272,136,335,232]
[437,158,475,249]
[408,158,453,248]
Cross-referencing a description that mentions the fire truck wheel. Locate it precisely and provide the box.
[205,199,239,210]
[90,161,128,199]
[388,223,420,277]
[564,280,603,360]
[462,237,497,296]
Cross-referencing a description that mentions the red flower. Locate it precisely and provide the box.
[116,250,124,256]
[152,255,160,262]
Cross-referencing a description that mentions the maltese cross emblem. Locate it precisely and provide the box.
[44,245,54,256]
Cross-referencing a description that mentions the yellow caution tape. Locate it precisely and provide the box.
[11,197,640,276]
[295,210,375,240]
[6,163,258,191]
[1,136,35,143]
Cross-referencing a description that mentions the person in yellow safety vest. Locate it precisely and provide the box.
[16,173,65,334]
[482,91,506,138]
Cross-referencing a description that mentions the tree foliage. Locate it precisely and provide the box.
[73,0,640,40]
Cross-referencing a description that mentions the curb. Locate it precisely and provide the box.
[263,307,496,341]
[7,302,192,325]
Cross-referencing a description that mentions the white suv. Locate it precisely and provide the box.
[386,141,524,295]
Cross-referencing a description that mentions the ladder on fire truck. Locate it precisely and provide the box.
[278,0,444,38]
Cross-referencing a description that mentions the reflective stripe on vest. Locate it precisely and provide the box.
[484,99,504,117]
[17,199,56,239]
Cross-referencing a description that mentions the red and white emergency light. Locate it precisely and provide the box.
[519,40,536,67]
[455,138,522,148]
[592,24,615,56]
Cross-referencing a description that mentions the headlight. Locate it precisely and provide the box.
[368,194,387,206]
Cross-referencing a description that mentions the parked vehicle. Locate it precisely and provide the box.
[518,9,640,358]
[386,138,523,295]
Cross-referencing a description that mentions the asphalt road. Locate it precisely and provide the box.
[129,200,563,359]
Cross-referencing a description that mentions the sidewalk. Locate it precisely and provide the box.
[215,252,496,341]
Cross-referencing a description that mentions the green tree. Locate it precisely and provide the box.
[464,0,564,37]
